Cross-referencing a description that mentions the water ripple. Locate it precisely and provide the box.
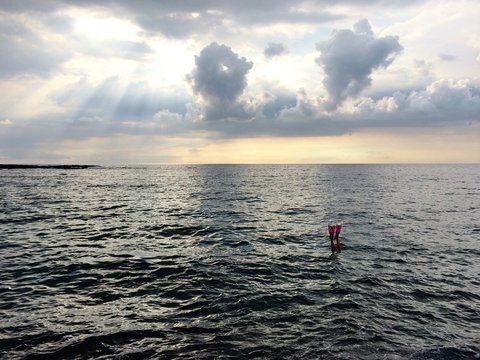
[1,165,479,359]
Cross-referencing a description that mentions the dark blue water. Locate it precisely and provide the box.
[1,165,479,359]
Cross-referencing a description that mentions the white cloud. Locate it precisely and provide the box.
[381,0,480,81]
[350,79,480,121]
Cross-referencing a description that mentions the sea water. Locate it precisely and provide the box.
[1,165,479,359]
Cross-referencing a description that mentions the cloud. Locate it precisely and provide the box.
[0,1,443,44]
[264,43,287,58]
[438,53,457,62]
[78,38,154,60]
[413,59,432,77]
[1,78,478,164]
[422,79,480,117]
[187,42,254,121]
[136,12,223,38]
[71,115,103,126]
[0,0,478,163]
[0,0,59,13]
[337,79,480,126]
[153,110,183,123]
[120,79,480,137]
[315,19,403,110]
[0,16,71,78]
[53,1,342,37]
[353,18,373,35]
[234,8,343,26]
[43,0,420,38]
[51,77,188,122]
[261,92,297,118]
[192,78,480,139]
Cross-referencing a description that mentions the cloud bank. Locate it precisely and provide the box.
[2,19,479,145]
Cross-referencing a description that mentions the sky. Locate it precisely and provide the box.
[0,0,479,164]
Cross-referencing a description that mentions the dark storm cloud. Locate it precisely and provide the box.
[315,19,402,110]
[188,43,254,120]
[264,43,287,58]
[0,16,71,78]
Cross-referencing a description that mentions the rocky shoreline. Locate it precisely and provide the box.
[0,164,99,169]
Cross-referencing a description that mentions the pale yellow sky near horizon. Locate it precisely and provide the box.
[35,126,479,165]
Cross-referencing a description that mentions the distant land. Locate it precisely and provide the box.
[0,164,99,169]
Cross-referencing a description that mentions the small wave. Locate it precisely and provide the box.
[142,224,218,238]
[279,207,317,215]
[229,240,252,248]
[2,164,480,359]
[21,330,167,360]
[97,204,128,211]
[0,214,55,224]
[323,299,362,311]
[409,288,454,301]
[450,289,480,301]
[409,345,479,360]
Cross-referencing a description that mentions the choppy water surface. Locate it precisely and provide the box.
[1,165,479,359]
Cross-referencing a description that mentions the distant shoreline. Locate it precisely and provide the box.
[0,164,100,169]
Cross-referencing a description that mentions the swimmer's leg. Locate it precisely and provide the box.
[330,239,336,253]
[335,238,341,253]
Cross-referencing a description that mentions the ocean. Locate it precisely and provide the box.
[1,164,479,359]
